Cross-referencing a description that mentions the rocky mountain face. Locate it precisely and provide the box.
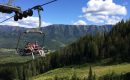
[0,24,112,50]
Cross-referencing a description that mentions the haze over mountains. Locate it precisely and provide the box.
[0,24,112,50]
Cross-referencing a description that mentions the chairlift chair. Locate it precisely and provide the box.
[16,30,48,56]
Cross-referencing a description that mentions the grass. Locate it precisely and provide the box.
[33,63,130,80]
[0,48,130,80]
[0,48,50,64]
[0,48,33,64]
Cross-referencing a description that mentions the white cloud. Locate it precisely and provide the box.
[106,16,122,25]
[73,20,87,25]
[82,0,127,25]
[0,14,51,28]
[83,13,105,23]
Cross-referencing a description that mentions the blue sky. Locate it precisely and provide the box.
[0,0,129,27]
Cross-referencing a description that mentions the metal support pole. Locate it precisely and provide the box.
[38,9,41,30]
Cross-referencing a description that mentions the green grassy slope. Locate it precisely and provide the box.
[33,63,130,80]
[0,48,32,64]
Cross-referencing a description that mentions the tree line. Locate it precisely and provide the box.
[49,19,130,68]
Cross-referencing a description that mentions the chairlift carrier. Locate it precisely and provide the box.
[16,4,47,56]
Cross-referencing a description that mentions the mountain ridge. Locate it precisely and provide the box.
[0,24,112,50]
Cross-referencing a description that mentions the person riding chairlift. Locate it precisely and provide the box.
[33,41,45,56]
[34,41,39,50]
[24,41,45,56]
[25,42,34,53]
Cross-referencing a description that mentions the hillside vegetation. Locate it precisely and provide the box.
[0,48,32,64]
[32,20,130,80]
[33,63,130,80]
[0,20,130,80]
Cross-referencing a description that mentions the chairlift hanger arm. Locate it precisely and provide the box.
[7,0,14,5]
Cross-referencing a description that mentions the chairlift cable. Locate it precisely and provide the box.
[31,0,57,9]
[0,15,14,23]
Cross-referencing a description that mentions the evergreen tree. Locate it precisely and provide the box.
[87,66,93,80]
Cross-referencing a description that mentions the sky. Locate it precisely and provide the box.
[0,0,129,28]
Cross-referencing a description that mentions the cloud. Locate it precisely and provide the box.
[73,20,87,25]
[82,0,127,25]
[106,16,122,25]
[0,14,51,28]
